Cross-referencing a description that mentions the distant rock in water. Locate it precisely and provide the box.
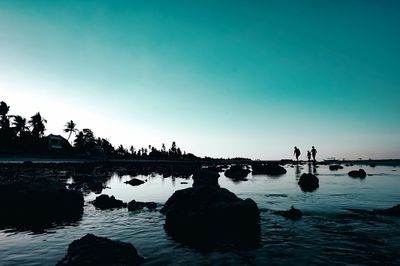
[128,200,157,211]
[329,164,343,171]
[274,206,303,220]
[56,233,144,266]
[251,162,287,176]
[160,182,260,248]
[298,173,319,192]
[372,204,400,217]
[348,169,367,178]
[224,165,251,180]
[125,178,145,186]
[0,176,83,231]
[192,169,220,188]
[93,194,127,210]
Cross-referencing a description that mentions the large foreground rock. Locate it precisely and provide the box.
[252,163,287,176]
[56,234,144,266]
[224,165,251,180]
[298,173,319,192]
[348,169,367,178]
[160,182,260,247]
[0,177,83,230]
[93,194,127,210]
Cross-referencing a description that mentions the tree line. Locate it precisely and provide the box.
[0,101,198,160]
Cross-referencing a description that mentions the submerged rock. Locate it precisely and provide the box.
[128,200,157,211]
[124,178,145,186]
[93,194,127,210]
[251,163,287,176]
[298,173,319,192]
[274,206,303,220]
[0,176,83,230]
[372,204,400,217]
[348,169,367,178]
[329,164,343,171]
[224,165,251,180]
[56,233,144,266]
[192,169,220,188]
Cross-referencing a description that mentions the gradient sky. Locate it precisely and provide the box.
[1,0,400,160]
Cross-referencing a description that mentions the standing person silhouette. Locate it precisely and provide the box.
[294,146,301,163]
[307,151,311,162]
[311,146,317,162]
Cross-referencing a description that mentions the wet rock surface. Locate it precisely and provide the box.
[160,175,260,248]
[0,175,83,231]
[128,200,157,211]
[124,178,145,186]
[251,162,287,176]
[56,233,144,266]
[298,173,319,192]
[224,165,251,180]
[274,206,303,220]
[93,194,127,210]
[348,169,367,178]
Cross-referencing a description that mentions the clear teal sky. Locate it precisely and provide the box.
[1,0,400,159]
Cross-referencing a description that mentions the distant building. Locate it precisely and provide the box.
[47,134,69,152]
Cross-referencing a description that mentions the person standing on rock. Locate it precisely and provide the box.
[307,151,311,162]
[294,146,301,163]
[311,146,317,162]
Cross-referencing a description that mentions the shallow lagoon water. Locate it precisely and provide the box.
[1,164,400,265]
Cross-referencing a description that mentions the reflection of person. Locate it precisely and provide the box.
[294,146,301,163]
[311,146,317,162]
[307,151,311,162]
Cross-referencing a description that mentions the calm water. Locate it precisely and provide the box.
[1,164,400,265]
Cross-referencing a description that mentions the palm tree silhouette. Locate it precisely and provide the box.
[64,120,78,141]
[0,101,10,129]
[12,115,29,136]
[29,112,47,138]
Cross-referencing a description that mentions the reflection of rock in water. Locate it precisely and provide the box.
[57,234,144,266]
[298,173,319,192]
[0,176,83,232]
[160,169,260,248]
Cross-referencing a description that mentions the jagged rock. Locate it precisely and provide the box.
[160,184,260,247]
[329,164,343,171]
[192,169,220,188]
[56,234,144,266]
[224,165,251,180]
[124,178,145,186]
[298,173,319,192]
[348,169,367,178]
[0,177,83,230]
[251,163,287,176]
[128,200,157,211]
[274,206,303,220]
[92,195,127,210]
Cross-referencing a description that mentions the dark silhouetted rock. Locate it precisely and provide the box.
[92,194,127,210]
[0,177,83,230]
[298,173,319,192]
[124,178,145,186]
[224,165,251,180]
[128,200,157,211]
[252,162,287,176]
[160,185,260,248]
[192,169,220,188]
[372,204,400,217]
[329,164,343,171]
[56,233,144,266]
[274,206,303,220]
[370,163,376,167]
[348,169,367,178]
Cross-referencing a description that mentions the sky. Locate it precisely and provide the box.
[1,0,400,160]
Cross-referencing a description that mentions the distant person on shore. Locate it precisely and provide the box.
[294,146,301,163]
[307,151,311,162]
[311,146,317,162]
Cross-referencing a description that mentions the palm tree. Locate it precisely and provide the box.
[29,112,47,138]
[0,101,10,129]
[64,120,78,141]
[12,115,28,136]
